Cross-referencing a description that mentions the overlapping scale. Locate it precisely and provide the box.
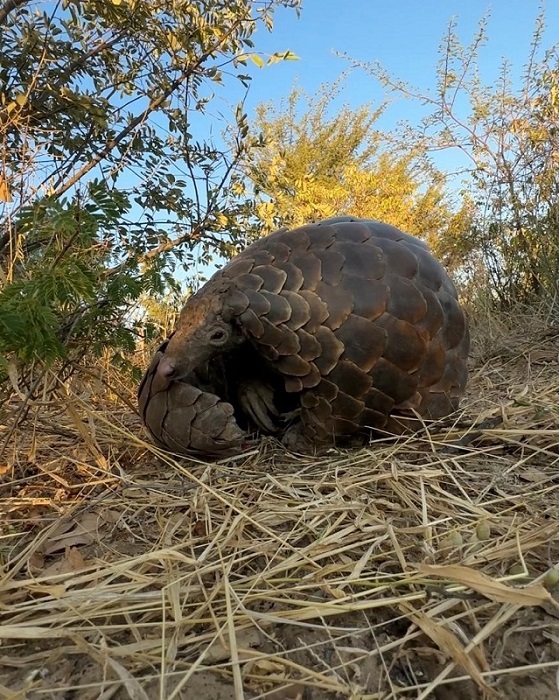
[139,217,470,456]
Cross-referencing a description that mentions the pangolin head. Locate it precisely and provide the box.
[156,278,243,381]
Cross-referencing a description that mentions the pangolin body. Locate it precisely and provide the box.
[138,216,470,456]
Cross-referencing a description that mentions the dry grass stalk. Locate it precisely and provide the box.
[0,310,558,699]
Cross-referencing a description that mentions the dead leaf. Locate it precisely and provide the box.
[243,657,287,678]
[42,546,87,577]
[25,583,67,598]
[66,546,86,570]
[400,602,492,692]
[259,683,305,700]
[105,657,150,700]
[99,508,122,524]
[205,628,261,662]
[518,468,549,483]
[28,551,45,572]
[529,349,558,364]
[419,563,559,609]
[42,512,102,555]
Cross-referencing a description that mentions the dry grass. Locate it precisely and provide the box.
[1,310,558,700]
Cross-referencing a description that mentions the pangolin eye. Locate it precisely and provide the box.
[209,328,228,344]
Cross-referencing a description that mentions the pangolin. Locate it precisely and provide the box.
[138,216,470,456]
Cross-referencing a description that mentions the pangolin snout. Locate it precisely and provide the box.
[156,355,177,379]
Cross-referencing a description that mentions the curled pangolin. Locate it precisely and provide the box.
[138,216,470,456]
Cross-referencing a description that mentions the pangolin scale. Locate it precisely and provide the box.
[138,216,470,456]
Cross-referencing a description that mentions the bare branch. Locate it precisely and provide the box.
[53,15,251,198]
[0,0,26,26]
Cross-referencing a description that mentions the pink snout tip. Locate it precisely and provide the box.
[157,355,177,379]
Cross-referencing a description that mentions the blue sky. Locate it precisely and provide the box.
[233,0,558,132]
[178,1,557,280]
[186,0,556,177]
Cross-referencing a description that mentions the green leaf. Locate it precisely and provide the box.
[0,0,303,371]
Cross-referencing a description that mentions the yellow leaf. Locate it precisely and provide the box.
[419,563,559,609]
[0,176,12,203]
[167,32,180,51]
[249,54,265,68]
